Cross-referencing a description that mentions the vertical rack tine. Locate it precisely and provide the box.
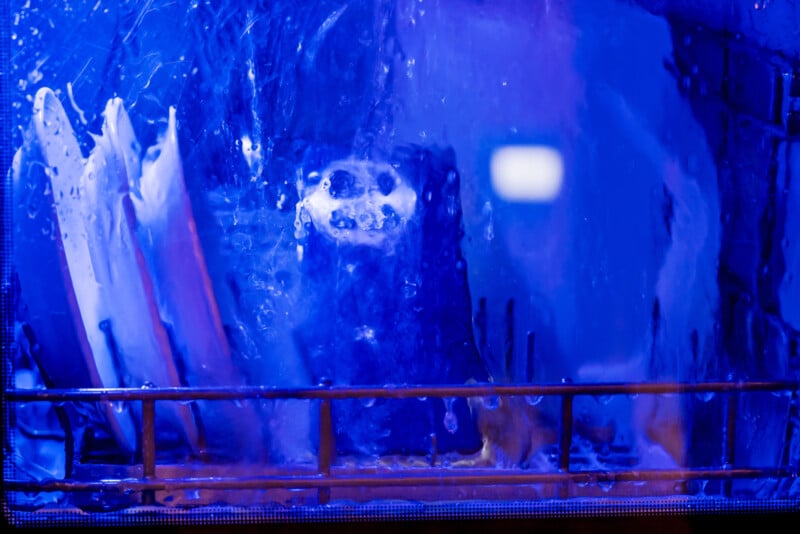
[558,379,574,499]
[504,299,515,382]
[318,378,333,505]
[141,398,156,505]
[723,389,738,497]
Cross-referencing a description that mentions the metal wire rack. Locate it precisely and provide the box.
[5,378,799,510]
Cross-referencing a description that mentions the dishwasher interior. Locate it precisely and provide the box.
[2,0,799,526]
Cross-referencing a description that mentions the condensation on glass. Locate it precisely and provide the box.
[3,0,799,525]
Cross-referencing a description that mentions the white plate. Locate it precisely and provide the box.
[79,94,199,453]
[15,88,200,456]
[131,105,267,461]
[13,88,137,453]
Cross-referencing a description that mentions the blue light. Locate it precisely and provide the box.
[3,0,799,522]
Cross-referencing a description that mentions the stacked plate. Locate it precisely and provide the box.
[13,88,266,462]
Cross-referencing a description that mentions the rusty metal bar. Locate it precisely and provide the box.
[6,380,798,403]
[318,379,333,505]
[504,298,515,381]
[53,404,74,479]
[723,391,738,497]
[6,466,798,493]
[558,394,573,472]
[141,399,156,505]
[558,387,574,499]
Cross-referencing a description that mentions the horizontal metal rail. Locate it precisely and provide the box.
[5,379,798,402]
[6,467,798,493]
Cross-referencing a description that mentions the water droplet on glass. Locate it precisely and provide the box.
[402,281,418,299]
[417,396,427,402]
[405,57,416,78]
[598,477,615,493]
[111,401,125,414]
[525,395,543,406]
[695,391,715,402]
[442,397,458,433]
[484,221,494,241]
[483,395,500,410]
[443,410,458,434]
[593,394,613,406]
[360,397,376,408]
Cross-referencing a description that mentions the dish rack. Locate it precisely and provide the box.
[5,377,799,522]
